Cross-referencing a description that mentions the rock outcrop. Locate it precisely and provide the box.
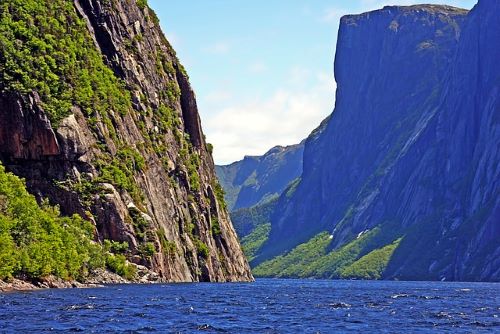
[0,0,252,282]
[247,2,499,281]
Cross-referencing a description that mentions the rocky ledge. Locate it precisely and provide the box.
[0,277,103,293]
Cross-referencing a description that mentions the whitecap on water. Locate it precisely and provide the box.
[474,307,489,312]
[432,311,452,319]
[328,302,351,309]
[65,304,95,310]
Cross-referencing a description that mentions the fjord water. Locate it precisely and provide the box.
[1,279,498,333]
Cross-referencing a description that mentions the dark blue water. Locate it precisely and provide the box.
[0,279,498,333]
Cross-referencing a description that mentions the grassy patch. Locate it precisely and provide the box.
[241,223,271,261]
[340,238,401,279]
[253,232,331,277]
[253,225,403,279]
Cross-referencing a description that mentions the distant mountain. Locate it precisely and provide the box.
[231,1,499,281]
[216,143,304,211]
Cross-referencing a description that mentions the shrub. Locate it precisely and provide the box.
[194,239,209,259]
[0,163,105,281]
[213,182,227,210]
[104,240,129,254]
[206,143,214,155]
[136,0,148,10]
[106,253,136,280]
[139,242,156,257]
[211,216,221,236]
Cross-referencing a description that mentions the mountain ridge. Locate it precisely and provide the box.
[216,142,304,211]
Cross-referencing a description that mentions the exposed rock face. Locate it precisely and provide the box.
[216,143,304,211]
[376,0,500,281]
[251,2,499,281]
[0,0,252,282]
[0,92,60,159]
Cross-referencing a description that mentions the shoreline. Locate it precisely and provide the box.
[0,278,105,293]
[0,269,129,293]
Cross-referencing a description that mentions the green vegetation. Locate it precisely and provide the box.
[157,228,177,259]
[117,147,146,173]
[155,103,180,133]
[285,178,301,198]
[229,197,278,262]
[0,0,155,212]
[0,0,131,126]
[105,253,136,280]
[69,175,110,208]
[104,240,129,254]
[213,182,227,210]
[231,196,278,238]
[128,206,150,241]
[253,226,402,279]
[139,242,156,258]
[165,80,181,103]
[215,166,241,211]
[241,223,271,261]
[187,152,201,192]
[252,232,331,277]
[97,147,146,205]
[0,163,144,282]
[210,216,222,237]
[340,239,401,279]
[0,0,223,284]
[206,143,214,155]
[0,163,104,281]
[194,239,209,259]
[136,0,148,10]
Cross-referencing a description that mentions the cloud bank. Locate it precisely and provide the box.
[203,70,335,165]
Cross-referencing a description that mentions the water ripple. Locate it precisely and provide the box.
[0,279,499,333]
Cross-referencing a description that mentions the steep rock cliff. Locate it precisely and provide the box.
[0,0,252,282]
[378,0,500,280]
[252,2,499,281]
[257,4,468,261]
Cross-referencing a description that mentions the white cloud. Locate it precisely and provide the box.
[248,62,268,74]
[203,41,230,55]
[204,71,336,164]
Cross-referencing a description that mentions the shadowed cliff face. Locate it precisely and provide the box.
[252,2,499,281]
[380,0,500,281]
[257,5,468,260]
[0,0,252,282]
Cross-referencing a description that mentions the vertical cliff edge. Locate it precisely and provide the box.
[0,0,252,282]
[246,1,499,281]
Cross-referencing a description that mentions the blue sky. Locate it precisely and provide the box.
[149,0,476,164]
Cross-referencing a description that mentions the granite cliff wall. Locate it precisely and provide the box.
[0,0,252,282]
